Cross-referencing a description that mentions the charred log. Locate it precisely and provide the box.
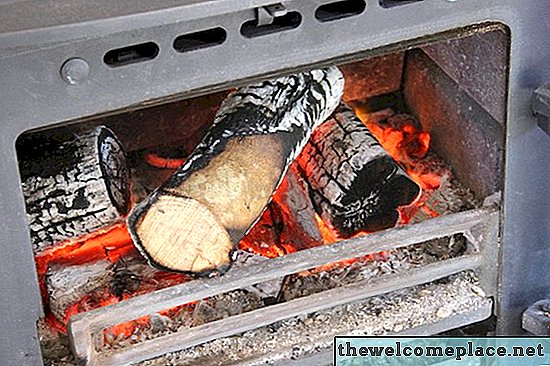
[19,126,131,254]
[297,104,420,237]
[45,255,186,324]
[128,68,344,273]
[271,165,324,250]
[241,165,324,255]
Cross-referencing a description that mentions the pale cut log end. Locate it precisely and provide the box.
[129,195,233,273]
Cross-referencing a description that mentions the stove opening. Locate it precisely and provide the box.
[17,23,508,366]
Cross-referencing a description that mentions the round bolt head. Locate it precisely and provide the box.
[60,58,90,85]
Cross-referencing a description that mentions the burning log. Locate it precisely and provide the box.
[46,255,187,324]
[297,104,420,237]
[240,165,324,256]
[19,126,131,254]
[273,165,324,250]
[128,68,344,273]
[46,259,115,323]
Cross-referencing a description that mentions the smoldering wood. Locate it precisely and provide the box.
[47,259,114,323]
[71,255,484,366]
[274,165,324,250]
[128,67,344,273]
[297,104,420,237]
[69,206,496,348]
[46,256,159,323]
[46,251,281,325]
[19,126,131,254]
[403,49,504,199]
[242,165,323,255]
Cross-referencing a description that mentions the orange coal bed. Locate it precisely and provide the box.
[17,25,506,365]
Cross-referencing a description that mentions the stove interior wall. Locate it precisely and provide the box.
[403,29,507,199]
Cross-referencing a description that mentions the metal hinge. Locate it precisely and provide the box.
[257,3,288,26]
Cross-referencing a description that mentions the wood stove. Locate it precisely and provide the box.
[1,1,549,366]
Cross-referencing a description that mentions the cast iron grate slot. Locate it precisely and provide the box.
[379,0,424,8]
[240,11,301,38]
[315,0,366,22]
[104,42,159,68]
[173,27,227,53]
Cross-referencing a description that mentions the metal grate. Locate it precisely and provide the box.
[69,204,499,365]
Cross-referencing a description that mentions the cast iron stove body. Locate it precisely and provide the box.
[1,0,550,365]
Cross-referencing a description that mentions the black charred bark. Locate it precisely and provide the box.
[19,126,131,253]
[298,104,420,237]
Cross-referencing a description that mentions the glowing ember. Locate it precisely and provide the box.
[144,152,186,169]
[314,213,338,244]
[35,224,135,278]
[352,106,440,192]
[240,104,441,270]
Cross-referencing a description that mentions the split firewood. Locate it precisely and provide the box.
[297,104,420,237]
[128,67,344,273]
[275,165,324,249]
[46,255,188,324]
[242,165,324,255]
[19,126,131,254]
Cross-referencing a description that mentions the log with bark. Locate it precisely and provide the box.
[297,104,420,237]
[128,67,344,273]
[19,126,131,254]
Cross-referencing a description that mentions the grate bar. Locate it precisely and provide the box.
[97,255,482,366]
[68,206,497,365]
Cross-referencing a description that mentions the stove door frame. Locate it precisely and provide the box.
[0,0,548,364]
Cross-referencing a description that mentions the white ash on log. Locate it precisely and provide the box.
[297,104,420,237]
[19,126,131,254]
[128,67,344,273]
[45,255,185,324]
[46,259,115,323]
[45,251,280,325]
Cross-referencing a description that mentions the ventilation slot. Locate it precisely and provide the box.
[315,0,366,22]
[173,28,227,53]
[241,11,302,38]
[379,0,424,9]
[104,42,159,68]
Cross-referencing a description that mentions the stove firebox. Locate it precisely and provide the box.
[1,1,549,366]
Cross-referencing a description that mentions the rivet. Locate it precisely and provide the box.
[60,58,90,85]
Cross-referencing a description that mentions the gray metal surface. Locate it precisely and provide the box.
[522,299,550,335]
[0,0,548,364]
[421,29,508,124]
[68,205,494,365]
[531,84,550,136]
[80,257,482,366]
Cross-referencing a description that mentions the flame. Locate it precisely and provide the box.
[314,213,338,244]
